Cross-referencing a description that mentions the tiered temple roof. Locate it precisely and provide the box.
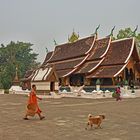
[101,38,134,65]
[75,37,111,74]
[48,36,96,77]
[21,51,53,82]
[87,38,136,78]
[31,51,57,82]
[49,36,95,62]
[41,36,140,79]
[22,34,140,82]
[40,51,53,68]
[87,37,111,60]
[21,70,35,81]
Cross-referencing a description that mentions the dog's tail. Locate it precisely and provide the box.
[99,115,105,119]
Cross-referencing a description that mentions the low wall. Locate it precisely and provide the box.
[0,89,4,94]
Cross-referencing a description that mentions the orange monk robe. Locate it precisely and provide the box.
[28,90,42,114]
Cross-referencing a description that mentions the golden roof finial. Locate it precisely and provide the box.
[68,29,79,43]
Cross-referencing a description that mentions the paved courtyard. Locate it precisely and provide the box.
[0,94,140,140]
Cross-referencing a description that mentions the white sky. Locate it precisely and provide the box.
[0,0,140,62]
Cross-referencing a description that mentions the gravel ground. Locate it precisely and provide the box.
[0,94,140,140]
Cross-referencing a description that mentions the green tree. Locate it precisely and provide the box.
[116,27,140,56]
[117,28,134,39]
[116,27,140,51]
[0,41,39,89]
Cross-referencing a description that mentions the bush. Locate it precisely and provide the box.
[4,89,9,94]
[123,80,128,85]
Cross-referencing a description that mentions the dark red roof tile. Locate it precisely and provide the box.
[87,65,125,78]
[24,70,34,78]
[21,70,35,81]
[101,38,134,65]
[132,45,140,61]
[87,37,110,60]
[74,37,110,74]
[56,69,74,77]
[75,61,100,74]
[41,51,53,67]
[54,58,84,70]
[48,36,95,62]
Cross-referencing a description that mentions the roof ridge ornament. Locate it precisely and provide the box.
[106,26,115,39]
[91,24,100,37]
[127,26,138,38]
[45,47,49,53]
[110,26,115,37]
[131,25,138,37]
[53,39,58,46]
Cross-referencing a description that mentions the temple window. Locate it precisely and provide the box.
[70,74,84,86]
[90,78,97,86]
[101,78,113,85]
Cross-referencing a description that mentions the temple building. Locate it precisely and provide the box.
[21,52,58,94]
[21,31,140,93]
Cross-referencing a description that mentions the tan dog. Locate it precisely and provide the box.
[85,114,105,130]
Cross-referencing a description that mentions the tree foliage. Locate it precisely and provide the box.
[0,41,39,89]
[116,27,140,49]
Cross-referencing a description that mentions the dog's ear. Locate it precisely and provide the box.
[88,114,92,118]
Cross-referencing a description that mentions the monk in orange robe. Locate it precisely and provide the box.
[24,84,45,120]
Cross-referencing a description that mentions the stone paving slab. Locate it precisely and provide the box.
[0,94,140,140]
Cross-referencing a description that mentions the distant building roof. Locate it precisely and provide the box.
[32,66,58,82]
[40,51,53,67]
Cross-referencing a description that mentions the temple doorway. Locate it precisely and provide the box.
[125,68,129,81]
[50,82,55,91]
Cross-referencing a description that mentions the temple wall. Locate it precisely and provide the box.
[126,58,135,71]
[31,81,59,91]
[126,58,140,80]
[31,82,50,90]
[65,77,69,86]
[55,82,59,90]
[84,78,90,86]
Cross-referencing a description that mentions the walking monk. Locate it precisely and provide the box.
[23,84,45,120]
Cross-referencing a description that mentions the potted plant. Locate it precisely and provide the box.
[123,80,128,90]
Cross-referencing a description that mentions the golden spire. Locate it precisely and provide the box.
[68,29,79,43]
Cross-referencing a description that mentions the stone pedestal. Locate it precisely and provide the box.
[96,85,100,92]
